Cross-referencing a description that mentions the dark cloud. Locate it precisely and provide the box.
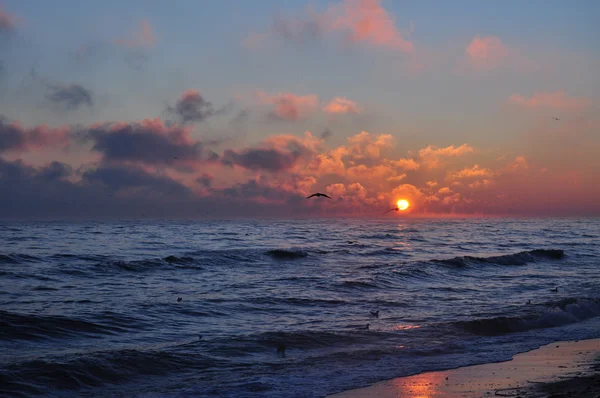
[0,116,69,153]
[219,179,294,201]
[321,128,333,139]
[230,109,249,126]
[82,119,217,167]
[124,50,148,71]
[167,90,215,124]
[271,12,325,45]
[82,165,191,197]
[0,158,313,219]
[38,161,72,181]
[221,148,301,171]
[221,137,313,171]
[196,173,213,188]
[46,84,93,110]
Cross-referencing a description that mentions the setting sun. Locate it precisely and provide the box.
[397,199,410,211]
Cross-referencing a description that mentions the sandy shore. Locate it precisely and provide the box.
[329,338,600,397]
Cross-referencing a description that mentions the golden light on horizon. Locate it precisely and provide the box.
[397,199,410,211]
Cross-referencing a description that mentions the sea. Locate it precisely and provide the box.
[1,218,599,397]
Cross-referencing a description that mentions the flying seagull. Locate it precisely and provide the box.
[552,117,560,121]
[306,193,332,199]
[382,207,399,215]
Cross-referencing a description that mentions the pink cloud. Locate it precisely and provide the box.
[465,35,508,68]
[323,97,360,114]
[0,119,70,153]
[244,0,414,53]
[329,0,414,53]
[508,91,591,111]
[115,20,156,48]
[0,8,16,33]
[256,91,319,121]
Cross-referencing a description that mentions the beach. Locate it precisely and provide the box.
[330,338,600,397]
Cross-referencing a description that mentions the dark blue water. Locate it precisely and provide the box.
[1,218,599,397]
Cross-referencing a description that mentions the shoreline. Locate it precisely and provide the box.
[328,338,600,397]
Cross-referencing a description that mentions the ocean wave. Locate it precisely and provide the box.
[455,297,600,336]
[437,249,564,267]
[265,249,308,259]
[0,254,41,264]
[0,310,152,342]
[0,348,219,394]
[0,311,122,341]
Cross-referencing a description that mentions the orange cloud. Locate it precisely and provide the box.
[504,156,529,173]
[452,164,494,179]
[418,144,474,168]
[385,158,420,171]
[465,35,507,68]
[323,97,360,114]
[115,20,156,48]
[347,131,394,159]
[508,91,591,111]
[256,91,319,121]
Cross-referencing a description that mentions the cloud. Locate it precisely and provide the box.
[418,144,474,168]
[503,156,529,173]
[323,97,360,114]
[244,0,414,53]
[0,117,70,153]
[115,20,156,48]
[46,84,93,111]
[465,35,508,68]
[347,131,393,159]
[256,91,319,121]
[385,158,420,171]
[508,91,591,111]
[451,164,494,179]
[82,165,191,197]
[167,90,216,124]
[196,173,213,188]
[82,118,216,168]
[321,128,333,139]
[0,6,17,34]
[329,0,414,53]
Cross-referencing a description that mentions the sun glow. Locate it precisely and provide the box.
[397,199,410,211]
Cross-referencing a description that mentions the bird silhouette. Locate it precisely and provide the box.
[361,323,370,330]
[306,193,332,199]
[551,287,558,292]
[382,207,399,215]
[177,297,183,302]
[552,117,560,121]
[370,310,379,318]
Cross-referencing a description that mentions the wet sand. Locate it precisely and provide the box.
[329,338,600,397]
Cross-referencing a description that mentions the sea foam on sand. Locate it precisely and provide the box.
[329,338,600,397]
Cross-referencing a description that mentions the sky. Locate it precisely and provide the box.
[1,0,599,219]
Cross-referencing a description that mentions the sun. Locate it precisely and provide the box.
[397,199,410,211]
